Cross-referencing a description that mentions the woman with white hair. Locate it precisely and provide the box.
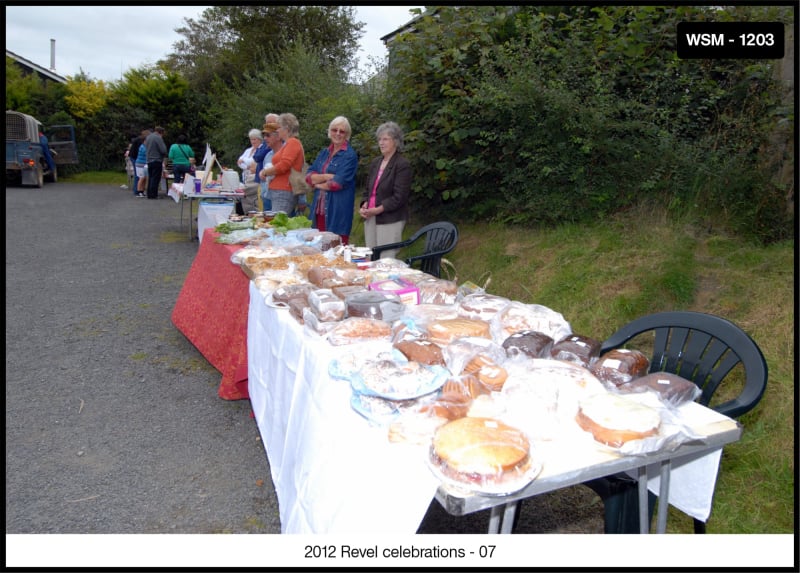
[237,128,264,186]
[234,128,265,212]
[307,116,359,244]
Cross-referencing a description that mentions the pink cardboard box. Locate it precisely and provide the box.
[368,278,420,305]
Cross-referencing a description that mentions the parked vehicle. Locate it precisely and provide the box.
[6,110,78,187]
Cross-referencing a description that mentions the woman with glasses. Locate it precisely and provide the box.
[307,116,359,245]
[359,121,412,259]
[260,113,306,215]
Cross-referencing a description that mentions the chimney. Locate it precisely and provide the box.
[50,38,56,71]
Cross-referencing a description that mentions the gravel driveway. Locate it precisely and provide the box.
[5,182,602,562]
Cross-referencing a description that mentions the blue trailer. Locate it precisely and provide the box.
[6,110,77,187]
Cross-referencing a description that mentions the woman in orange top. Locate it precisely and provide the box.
[260,112,305,215]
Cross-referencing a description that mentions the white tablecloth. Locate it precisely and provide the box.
[247,282,441,534]
[197,201,235,243]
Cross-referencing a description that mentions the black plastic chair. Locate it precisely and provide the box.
[584,310,768,533]
[370,221,458,278]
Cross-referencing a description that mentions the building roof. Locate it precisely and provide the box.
[379,8,434,46]
[6,49,68,84]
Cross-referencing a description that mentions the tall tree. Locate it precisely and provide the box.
[164,6,364,88]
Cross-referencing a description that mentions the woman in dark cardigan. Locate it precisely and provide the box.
[359,121,413,259]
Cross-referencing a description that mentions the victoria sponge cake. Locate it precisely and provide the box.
[576,392,661,447]
[430,417,530,486]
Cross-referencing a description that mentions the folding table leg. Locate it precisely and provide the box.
[656,460,671,534]
[189,199,195,241]
[638,466,649,533]
[488,505,503,534]
[500,501,517,534]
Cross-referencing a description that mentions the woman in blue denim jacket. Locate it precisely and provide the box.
[307,116,359,245]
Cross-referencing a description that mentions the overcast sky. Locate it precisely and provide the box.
[5,5,422,82]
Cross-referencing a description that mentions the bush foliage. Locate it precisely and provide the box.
[6,5,793,243]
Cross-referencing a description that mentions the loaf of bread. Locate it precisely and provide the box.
[549,334,601,368]
[458,293,511,321]
[308,288,346,322]
[430,417,531,487]
[414,277,458,305]
[617,371,701,406]
[331,284,368,300]
[288,297,309,324]
[426,318,491,346]
[394,339,446,366]
[346,291,405,321]
[272,283,315,305]
[502,330,554,359]
[590,348,650,387]
[575,392,661,447]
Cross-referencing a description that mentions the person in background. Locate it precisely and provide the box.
[359,121,412,258]
[260,113,305,216]
[237,128,263,212]
[237,129,262,186]
[254,112,279,211]
[168,134,195,183]
[134,129,151,198]
[128,130,146,197]
[38,131,57,174]
[307,116,359,245]
[145,126,167,199]
[259,120,282,211]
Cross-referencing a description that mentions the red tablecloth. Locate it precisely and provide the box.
[171,228,250,400]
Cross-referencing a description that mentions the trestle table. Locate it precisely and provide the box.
[246,281,742,534]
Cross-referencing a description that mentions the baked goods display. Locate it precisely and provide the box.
[500,358,605,440]
[394,339,446,366]
[231,228,706,494]
[502,330,554,358]
[591,348,651,387]
[420,391,472,421]
[307,264,363,288]
[327,317,393,346]
[473,361,508,392]
[443,336,507,379]
[350,392,436,425]
[617,371,701,406]
[346,291,405,321]
[440,374,490,400]
[288,297,310,324]
[490,301,573,343]
[429,417,540,494]
[271,283,315,306]
[549,334,601,367]
[308,289,346,322]
[458,293,511,322]
[332,284,368,300]
[575,392,661,447]
[426,318,492,346]
[413,277,458,305]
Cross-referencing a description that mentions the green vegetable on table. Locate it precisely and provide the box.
[215,219,255,234]
[270,214,312,235]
